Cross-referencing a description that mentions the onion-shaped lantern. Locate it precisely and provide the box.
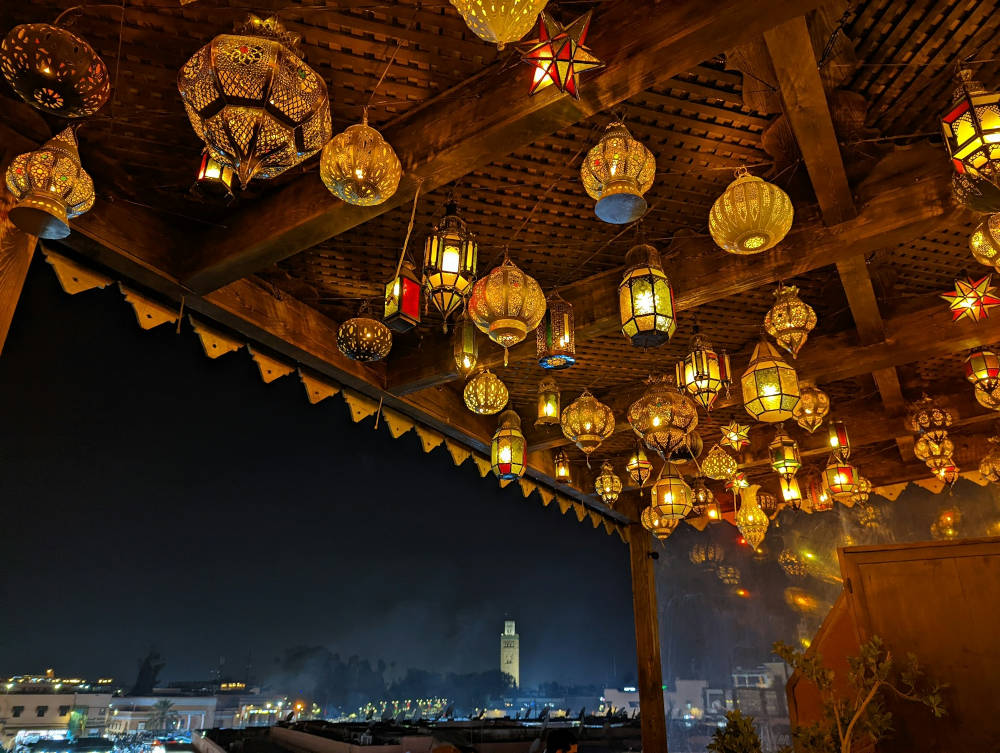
[742,339,800,422]
[965,347,1000,393]
[554,448,571,484]
[627,374,698,458]
[689,540,724,569]
[535,377,560,427]
[941,69,1000,186]
[708,167,793,254]
[0,23,110,117]
[626,443,653,487]
[735,485,769,550]
[702,444,737,481]
[691,477,719,520]
[595,461,622,506]
[717,565,741,586]
[779,550,807,578]
[464,369,509,415]
[536,292,575,369]
[4,127,94,239]
[676,333,731,411]
[640,505,678,540]
[823,454,861,503]
[793,381,830,433]
[423,201,478,323]
[383,260,421,333]
[560,389,615,456]
[764,284,816,359]
[580,121,656,224]
[448,0,549,49]
[769,426,801,481]
[453,313,478,375]
[649,463,694,520]
[906,395,954,443]
[337,307,393,362]
[491,410,526,481]
[177,16,332,186]
[321,112,402,205]
[469,256,546,362]
[979,436,1000,484]
[970,213,1000,268]
[780,476,802,508]
[618,243,676,347]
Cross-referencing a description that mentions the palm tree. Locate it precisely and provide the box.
[148,700,179,732]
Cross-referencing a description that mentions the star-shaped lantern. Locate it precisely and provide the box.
[720,421,751,451]
[726,471,749,491]
[941,275,1000,322]
[521,12,603,99]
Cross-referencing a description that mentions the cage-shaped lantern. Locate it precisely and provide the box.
[964,346,1000,393]
[941,69,1000,186]
[469,256,547,358]
[640,505,678,539]
[452,313,478,375]
[780,476,802,507]
[742,339,800,422]
[618,242,675,347]
[447,0,549,48]
[676,333,731,411]
[580,121,656,224]
[464,369,509,415]
[769,426,801,481]
[554,448,571,484]
[337,308,393,362]
[595,461,623,506]
[979,436,1000,484]
[822,454,861,503]
[560,389,615,455]
[627,374,698,458]
[537,292,575,369]
[491,410,526,481]
[793,381,830,433]
[194,150,236,202]
[970,213,1000,268]
[535,377,561,427]
[764,284,817,359]
[649,463,694,521]
[906,395,955,443]
[626,443,653,487]
[708,167,794,254]
[321,112,402,206]
[735,486,769,550]
[702,443,737,481]
[384,260,422,333]
[691,476,720,520]
[423,201,478,322]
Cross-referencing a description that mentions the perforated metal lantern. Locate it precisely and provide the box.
[979,436,1000,484]
[383,260,421,333]
[626,443,653,487]
[793,381,830,433]
[970,213,1000,269]
[779,549,807,578]
[964,346,1000,393]
[321,112,402,206]
[560,389,614,455]
[649,463,694,521]
[491,410,526,481]
[423,201,478,322]
[469,256,546,359]
[709,167,793,254]
[941,69,1000,187]
[735,486,769,550]
[676,333,730,411]
[742,339,800,422]
[448,0,549,49]
[691,476,719,520]
[640,505,678,540]
[453,313,478,375]
[627,374,698,458]
[554,448,571,483]
[337,310,392,362]
[535,377,560,427]
[463,369,509,415]
[764,284,816,359]
[619,243,675,347]
[689,540,724,569]
[536,292,575,369]
[581,121,656,224]
[769,426,801,481]
[595,461,622,506]
[906,395,955,444]
[702,443,737,481]
[177,16,332,187]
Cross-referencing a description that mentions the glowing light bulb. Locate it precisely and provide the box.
[499,446,512,463]
[441,245,460,273]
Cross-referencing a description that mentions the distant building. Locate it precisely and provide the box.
[0,693,113,748]
[500,621,520,689]
[107,697,216,734]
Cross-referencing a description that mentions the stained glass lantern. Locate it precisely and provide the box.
[194,150,236,202]
[769,426,801,481]
[469,256,546,363]
[560,389,614,456]
[708,167,794,254]
[940,69,1000,187]
[537,292,575,369]
[764,284,816,359]
[742,339,800,422]
[823,454,860,503]
[618,243,676,347]
[689,540,724,569]
[627,374,698,458]
[692,477,720,520]
[970,214,1000,269]
[522,11,602,99]
[976,383,1000,411]
[720,422,750,451]
[717,565,741,586]
[702,444,737,481]
[914,433,955,472]
[0,23,110,118]
[964,346,1000,393]
[676,333,731,411]
[779,550,807,578]
[828,420,850,455]
[641,505,678,540]
[464,369,509,415]
[337,307,392,362]
[384,260,421,333]
[491,410,526,481]
[321,112,402,206]
[805,472,833,512]
[780,476,802,507]
[735,487,769,550]
[979,436,1000,484]
[448,0,549,49]
[177,16,332,187]
[423,201,478,323]
[554,448,572,484]
[452,313,478,375]
[793,381,830,433]
[535,377,560,427]
[595,461,622,506]
[626,443,653,487]
[4,127,94,239]
[906,395,954,443]
[581,121,656,224]
[649,463,694,520]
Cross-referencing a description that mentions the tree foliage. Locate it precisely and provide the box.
[706,710,762,753]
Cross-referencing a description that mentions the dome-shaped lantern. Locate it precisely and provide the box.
[535,377,560,427]
[906,395,955,444]
[979,436,1000,484]
[321,111,402,206]
[423,201,479,323]
[764,284,816,359]
[553,448,571,484]
[742,339,800,422]
[965,346,1000,393]
[560,389,614,456]
[536,292,576,369]
[448,0,549,49]
[941,69,1000,187]
[970,213,1000,269]
[792,381,830,433]
[640,505,678,540]
[702,444,737,481]
[649,463,694,521]
[676,333,731,411]
[769,425,801,481]
[708,167,793,254]
[691,476,719,520]
[468,255,546,363]
[452,313,479,376]
[735,485,769,550]
[491,410,526,481]
[464,369,509,415]
[626,443,653,487]
[337,305,393,362]
[627,374,698,458]
[383,260,421,333]
[581,121,656,224]
[618,242,676,347]
[595,461,622,506]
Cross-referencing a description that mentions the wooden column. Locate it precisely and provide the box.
[0,179,38,356]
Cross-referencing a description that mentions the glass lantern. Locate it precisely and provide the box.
[491,410,526,481]
[194,149,235,202]
[676,333,731,410]
[535,377,561,427]
[384,260,422,333]
[769,426,801,481]
[619,243,676,347]
[423,200,478,322]
[554,449,572,484]
[452,313,478,376]
[941,69,1000,186]
[537,292,576,369]
[741,339,800,422]
[626,443,653,487]
[828,420,850,454]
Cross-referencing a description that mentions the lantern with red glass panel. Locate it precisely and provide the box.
[384,260,422,333]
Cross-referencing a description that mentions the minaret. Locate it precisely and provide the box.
[500,619,520,688]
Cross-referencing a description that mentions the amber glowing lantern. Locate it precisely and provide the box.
[940,69,1000,187]
[742,339,800,422]
[469,256,546,362]
[979,436,1000,484]
[676,333,731,411]
[4,127,94,239]
[618,243,676,347]
[970,214,1000,268]
[822,454,861,503]
[793,381,830,433]
[194,150,236,202]
[641,505,678,539]
[976,383,1000,411]
[595,461,623,506]
[383,261,422,333]
[780,476,802,507]
[581,121,656,224]
[560,389,615,456]
[764,284,816,359]
[735,486,769,551]
[709,167,794,254]
[691,477,720,520]
[337,307,393,362]
[177,16,332,187]
[906,395,954,443]
[769,426,801,481]
[448,0,549,48]
[452,313,478,375]
[554,448,572,484]
[779,550,807,578]
[536,292,576,369]
[720,421,750,451]
[423,201,479,323]
[463,369,509,415]
[702,444,737,481]
[628,374,698,458]
[321,112,402,206]
[649,463,694,521]
[964,346,1000,393]
[491,410,526,481]
[535,377,561,427]
[626,443,653,487]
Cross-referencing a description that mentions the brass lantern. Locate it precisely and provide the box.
[177,16,332,186]
[627,374,698,458]
[976,383,1000,411]
[964,346,1000,393]
[464,369,509,415]
[691,476,719,520]
[979,436,1000,484]
[793,381,830,433]
[757,490,779,519]
[468,256,546,361]
[580,121,656,224]
[536,292,576,369]
[5,127,94,239]
[560,389,615,456]
[194,149,236,202]
[337,306,393,362]
[735,486,769,550]
[742,339,800,422]
[676,333,731,411]
[618,243,676,347]
[708,167,793,254]
[423,201,478,322]
[780,476,802,507]
[769,425,801,481]
[384,260,422,333]
[970,213,1000,268]
[535,377,561,427]
[689,540,724,569]
[940,69,1000,186]
[641,505,678,539]
[764,284,816,359]
[321,112,402,206]
[906,395,954,443]
[779,550,807,578]
[452,313,478,375]
[448,0,549,49]
[649,463,694,520]
[914,433,955,471]
[822,454,861,503]
[491,410,526,481]
[626,443,653,487]
[595,461,622,506]
[554,448,572,484]
[702,444,737,481]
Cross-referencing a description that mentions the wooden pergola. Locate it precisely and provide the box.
[2,1,999,749]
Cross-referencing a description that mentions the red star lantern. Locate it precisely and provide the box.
[522,12,603,99]
[941,275,1000,322]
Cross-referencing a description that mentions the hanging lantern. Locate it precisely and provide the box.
[649,463,694,520]
[447,0,549,49]
[177,16,332,186]
[793,382,830,433]
[463,369,509,415]
[764,284,817,359]
[320,112,402,206]
[640,505,678,540]
[779,550,807,578]
[822,454,861,503]
[828,420,851,455]
[626,443,653,487]
[0,23,110,118]
[804,472,833,512]
[383,260,422,333]
[627,374,698,458]
[193,149,236,202]
[491,410,526,481]
[708,167,794,254]
[906,395,955,443]
[554,448,572,484]
[691,476,720,520]
[970,214,1000,269]
[769,426,801,481]
[940,69,1000,187]
[676,333,730,411]
[914,433,955,472]
[468,256,546,362]
[780,476,802,507]
[850,476,873,506]
[689,540,724,569]
[337,306,393,362]
[672,430,704,464]
[560,389,615,456]
[452,313,479,375]
[964,346,1000,393]
[423,201,479,323]
[535,377,561,427]
[720,421,750,451]
[979,436,1000,484]
[735,486,769,550]
[941,274,1000,322]
[726,471,750,492]
[742,339,800,422]
[702,444,737,481]
[580,121,656,224]
[717,565,741,586]
[595,461,622,506]
[618,243,676,347]
[4,127,94,239]
[536,292,576,369]
[976,383,1000,411]
[521,11,603,99]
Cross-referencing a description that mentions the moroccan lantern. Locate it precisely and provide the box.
[383,260,422,333]
[536,292,576,369]
[702,444,737,481]
[560,389,615,456]
[976,383,1000,411]
[708,167,794,254]
[580,121,656,224]
[464,369,509,415]
[717,565,741,586]
[321,112,402,206]
[649,463,694,520]
[177,16,332,186]
[194,150,236,202]
[778,550,807,578]
[757,490,779,519]
[780,476,802,508]
[940,69,1000,187]
[423,201,479,323]
[640,505,678,540]
[535,377,561,427]
[914,433,955,472]
[618,243,676,347]
[626,443,653,487]
[689,540,724,569]
[970,214,1000,268]
[822,454,860,503]
[452,313,479,375]
[720,421,750,451]
[337,306,392,362]
[850,476,873,506]
[735,486,769,550]
[4,127,94,239]
[691,477,720,520]
[491,410,526,481]
[0,23,110,117]
[554,448,572,483]
[676,333,731,411]
[805,472,833,512]
[769,426,801,481]
[906,395,954,443]
[468,256,546,363]
[764,284,817,359]
[964,346,1000,393]
[828,420,850,454]
[979,436,1000,484]
[793,382,830,433]
[595,461,622,506]
[448,0,549,48]
[627,374,698,458]
[742,339,800,422]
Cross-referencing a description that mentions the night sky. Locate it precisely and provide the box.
[0,253,637,689]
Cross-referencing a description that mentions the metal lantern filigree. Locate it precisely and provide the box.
[764,284,816,359]
[321,112,402,206]
[735,486,769,551]
[535,377,560,427]
[1,24,109,118]
[5,127,94,239]
[702,444,737,481]
[906,395,954,443]
[793,381,830,433]
[970,214,1000,269]
[941,69,1000,187]
[769,426,801,481]
[779,549,807,578]
[618,243,675,347]
[627,374,698,458]
[709,167,794,254]
[337,306,393,362]
[965,346,1000,393]
[448,0,549,49]
[595,461,622,506]
[424,201,478,323]
[177,16,332,187]
[689,540,724,569]
[453,313,478,375]
[581,121,656,224]
[554,448,571,483]
[491,410,526,481]
[979,436,1000,484]
[672,429,703,464]
[742,339,800,422]
[676,333,731,411]
[560,389,614,456]
[717,565,741,586]
[626,443,653,487]
[691,476,719,520]
[464,369,509,415]
[537,292,575,369]
[468,256,546,362]
[641,505,678,540]
[649,463,694,520]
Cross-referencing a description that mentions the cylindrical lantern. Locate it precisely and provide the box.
[764,284,817,359]
[769,426,801,481]
[804,472,833,512]
[537,292,576,369]
[708,167,793,254]
[741,339,800,422]
[320,112,402,206]
[491,410,526,480]
[452,313,478,375]
[535,377,561,427]
[423,201,478,322]
[560,390,615,456]
[626,443,653,487]
[676,333,730,411]
[580,121,656,224]
[940,69,1000,186]
[194,149,236,202]
[595,461,623,506]
[384,260,422,333]
[618,243,676,347]
[464,370,509,415]
[964,346,1000,393]
[469,256,546,359]
[554,448,572,484]
[627,374,698,458]
[793,381,830,433]
[649,463,694,521]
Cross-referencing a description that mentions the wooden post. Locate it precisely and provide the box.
[0,179,38,355]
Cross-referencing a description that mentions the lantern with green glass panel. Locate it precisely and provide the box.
[618,243,675,347]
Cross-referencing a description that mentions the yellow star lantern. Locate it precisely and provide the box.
[720,421,750,451]
[941,274,1000,322]
[522,11,603,99]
